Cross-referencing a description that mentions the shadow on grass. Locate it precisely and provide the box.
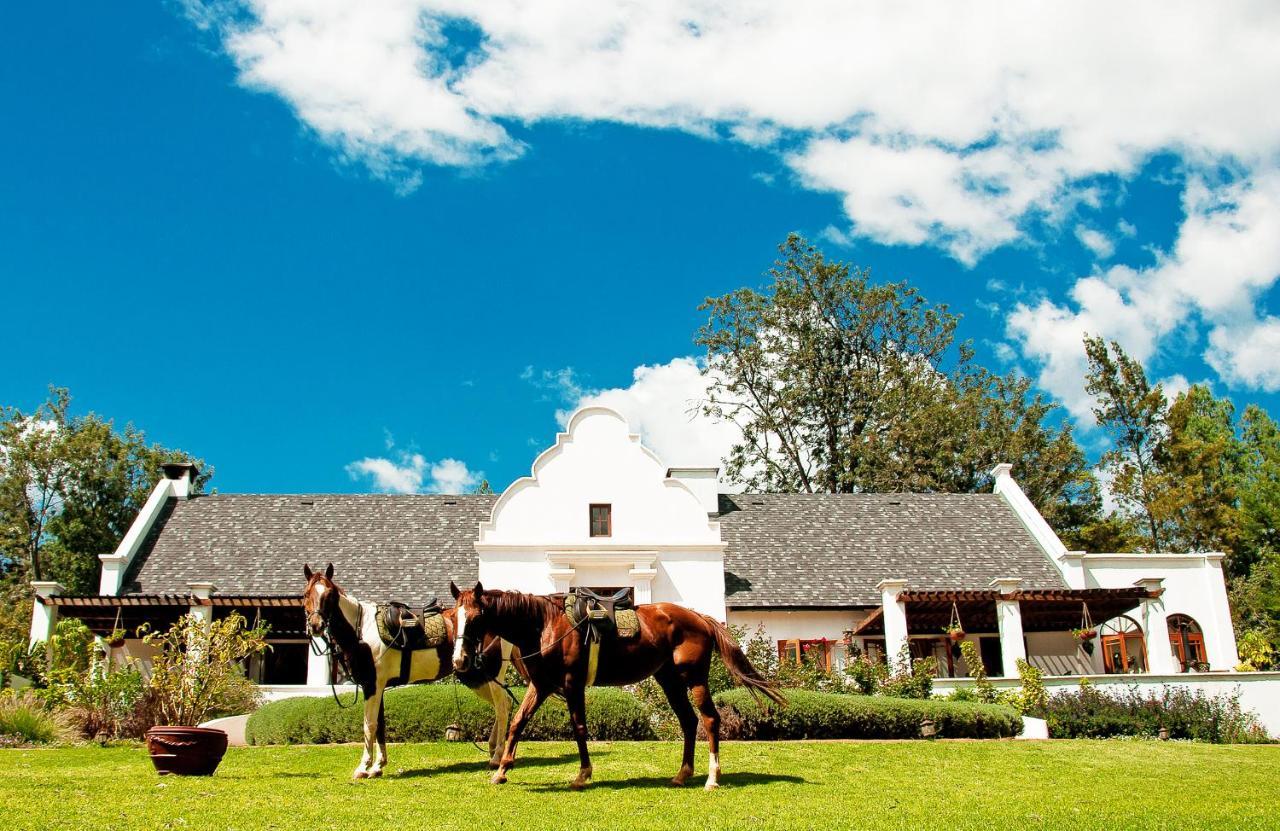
[397,750,601,778]
[524,771,805,792]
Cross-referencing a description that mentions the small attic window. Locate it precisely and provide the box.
[589,504,612,537]
[299,499,314,506]
[443,500,457,506]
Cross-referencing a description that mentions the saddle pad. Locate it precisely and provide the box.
[614,609,640,639]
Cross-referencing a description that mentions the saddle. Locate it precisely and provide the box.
[375,599,446,686]
[563,587,640,642]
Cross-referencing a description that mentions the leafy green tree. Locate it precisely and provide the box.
[1237,405,1280,568]
[697,235,1094,524]
[1162,385,1242,558]
[0,388,209,642]
[1083,336,1177,551]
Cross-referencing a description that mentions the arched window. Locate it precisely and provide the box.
[1099,615,1147,674]
[1167,614,1208,672]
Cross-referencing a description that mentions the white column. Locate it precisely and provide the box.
[1135,578,1175,674]
[188,581,216,625]
[549,565,576,594]
[629,560,657,604]
[877,579,909,671]
[991,578,1026,678]
[28,581,65,651]
[307,637,331,686]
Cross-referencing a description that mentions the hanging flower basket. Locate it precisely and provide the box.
[945,627,967,643]
[106,629,127,649]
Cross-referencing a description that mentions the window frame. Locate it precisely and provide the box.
[588,503,612,538]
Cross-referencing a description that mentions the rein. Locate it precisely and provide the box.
[310,600,365,709]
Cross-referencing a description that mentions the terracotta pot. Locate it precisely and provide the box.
[948,630,966,643]
[145,726,228,776]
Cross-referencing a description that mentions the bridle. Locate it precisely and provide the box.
[305,583,364,709]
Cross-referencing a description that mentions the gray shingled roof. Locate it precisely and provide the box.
[124,494,497,608]
[123,491,1065,608]
[717,492,1067,607]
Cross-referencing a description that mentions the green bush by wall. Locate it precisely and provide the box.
[245,683,655,745]
[714,688,1022,740]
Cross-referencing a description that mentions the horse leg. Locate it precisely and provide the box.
[655,666,698,786]
[493,683,549,784]
[486,681,512,768]
[374,697,388,775]
[691,683,721,790]
[565,683,592,790]
[354,681,385,780]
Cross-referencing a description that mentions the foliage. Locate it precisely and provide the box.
[957,640,997,703]
[0,387,209,646]
[714,688,1020,740]
[0,689,78,745]
[143,612,267,727]
[246,683,655,745]
[1234,629,1277,672]
[997,659,1048,716]
[48,662,148,742]
[1042,684,1270,744]
[696,235,1095,531]
[876,645,936,699]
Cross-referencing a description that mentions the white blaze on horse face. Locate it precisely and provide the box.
[452,606,468,670]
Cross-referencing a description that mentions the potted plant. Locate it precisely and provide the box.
[105,628,127,649]
[142,612,268,776]
[1071,627,1098,655]
[943,623,966,643]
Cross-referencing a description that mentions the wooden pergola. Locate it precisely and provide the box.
[850,586,1161,636]
[47,594,306,638]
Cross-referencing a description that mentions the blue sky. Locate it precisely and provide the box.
[4,2,1280,494]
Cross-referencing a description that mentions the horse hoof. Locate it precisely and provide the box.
[491,772,508,785]
[353,771,369,781]
[368,769,383,779]
[569,781,589,791]
[669,777,687,787]
[704,780,720,791]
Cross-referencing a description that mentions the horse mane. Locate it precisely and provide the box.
[490,590,558,624]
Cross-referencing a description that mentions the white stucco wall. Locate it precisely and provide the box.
[728,609,866,642]
[475,407,727,619]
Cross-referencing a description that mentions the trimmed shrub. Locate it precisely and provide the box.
[1043,684,1271,743]
[714,688,1021,740]
[246,683,655,745]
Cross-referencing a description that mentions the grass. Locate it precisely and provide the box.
[1,740,1277,830]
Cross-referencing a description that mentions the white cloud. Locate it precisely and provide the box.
[1009,172,1280,419]
[1075,226,1114,260]
[521,365,585,404]
[346,453,427,493]
[346,451,481,493]
[562,357,741,475]
[186,1,1280,258]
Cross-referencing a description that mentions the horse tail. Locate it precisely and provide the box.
[700,614,787,707]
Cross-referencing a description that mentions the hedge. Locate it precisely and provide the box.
[1041,684,1272,744]
[245,683,655,745]
[714,688,1022,740]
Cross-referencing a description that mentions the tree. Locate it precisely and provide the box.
[697,235,1095,522]
[1162,385,1242,558]
[1082,336,1178,551]
[0,388,209,627]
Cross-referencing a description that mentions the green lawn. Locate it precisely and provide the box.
[2,740,1276,830]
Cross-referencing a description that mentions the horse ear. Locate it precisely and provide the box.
[324,562,334,580]
[449,580,460,600]
[473,581,484,597]
[303,564,313,580]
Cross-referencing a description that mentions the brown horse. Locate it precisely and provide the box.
[303,564,516,779]
[450,581,785,790]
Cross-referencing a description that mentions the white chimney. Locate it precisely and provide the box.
[667,467,721,514]
[161,462,200,500]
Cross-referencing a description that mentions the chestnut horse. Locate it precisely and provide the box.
[303,564,516,779]
[451,581,785,790]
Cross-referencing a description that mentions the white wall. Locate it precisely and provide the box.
[476,407,728,619]
[1079,553,1238,670]
[729,609,865,642]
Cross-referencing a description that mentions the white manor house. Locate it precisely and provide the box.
[28,406,1280,734]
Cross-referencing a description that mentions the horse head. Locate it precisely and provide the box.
[450,579,492,671]
[302,562,340,636]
